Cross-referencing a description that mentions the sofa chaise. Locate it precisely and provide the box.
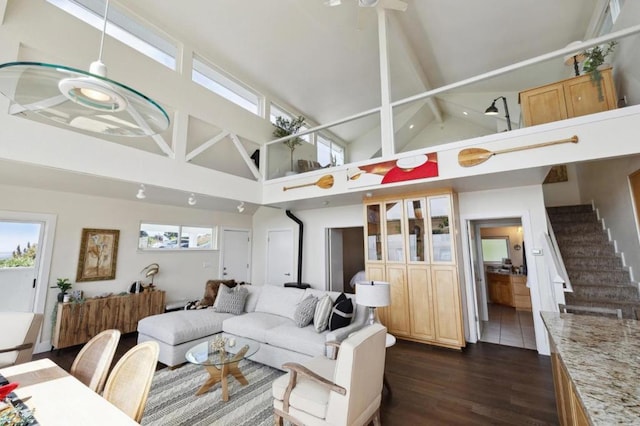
[137,284,366,370]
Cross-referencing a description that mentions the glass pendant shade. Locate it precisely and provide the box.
[0,61,169,137]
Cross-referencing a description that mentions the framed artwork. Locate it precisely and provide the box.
[544,165,568,184]
[76,228,120,282]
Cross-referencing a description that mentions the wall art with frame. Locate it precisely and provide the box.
[76,228,120,282]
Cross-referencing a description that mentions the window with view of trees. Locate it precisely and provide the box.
[0,222,41,268]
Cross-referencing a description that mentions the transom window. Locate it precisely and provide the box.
[193,55,263,116]
[138,223,217,251]
[47,0,177,69]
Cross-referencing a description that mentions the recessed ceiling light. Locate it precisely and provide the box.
[463,111,468,116]
[409,124,414,129]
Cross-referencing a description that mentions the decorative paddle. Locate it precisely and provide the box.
[283,174,334,191]
[458,135,579,167]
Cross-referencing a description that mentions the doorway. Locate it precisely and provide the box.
[326,227,364,293]
[220,228,251,282]
[468,218,536,350]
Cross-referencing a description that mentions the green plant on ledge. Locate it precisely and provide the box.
[273,115,306,173]
[50,277,72,301]
[582,41,617,102]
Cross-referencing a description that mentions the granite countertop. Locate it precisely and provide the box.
[541,311,640,424]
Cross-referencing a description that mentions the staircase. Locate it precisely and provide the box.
[547,204,640,319]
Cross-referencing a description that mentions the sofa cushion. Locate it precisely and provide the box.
[328,293,354,331]
[200,279,237,307]
[137,309,233,346]
[265,322,328,357]
[294,295,319,327]
[214,285,248,315]
[222,312,291,343]
[254,285,306,320]
[313,295,333,332]
[244,285,262,313]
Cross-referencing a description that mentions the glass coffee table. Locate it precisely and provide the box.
[185,336,259,401]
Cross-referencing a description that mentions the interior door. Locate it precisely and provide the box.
[0,220,44,312]
[326,228,344,292]
[467,221,484,339]
[267,229,294,285]
[220,228,251,282]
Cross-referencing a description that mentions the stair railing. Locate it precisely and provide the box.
[544,212,573,307]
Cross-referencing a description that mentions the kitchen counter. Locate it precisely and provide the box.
[541,311,640,424]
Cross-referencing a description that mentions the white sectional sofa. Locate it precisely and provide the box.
[137,285,367,370]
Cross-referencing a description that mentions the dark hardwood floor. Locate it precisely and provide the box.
[34,334,559,425]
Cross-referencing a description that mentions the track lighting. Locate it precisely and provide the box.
[136,184,146,199]
[237,202,245,213]
[187,193,197,206]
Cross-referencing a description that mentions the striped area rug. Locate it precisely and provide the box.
[141,360,284,426]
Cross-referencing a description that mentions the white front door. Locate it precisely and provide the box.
[267,229,294,285]
[220,228,251,282]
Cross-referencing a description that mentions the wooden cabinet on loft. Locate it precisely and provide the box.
[364,190,465,349]
[519,67,617,127]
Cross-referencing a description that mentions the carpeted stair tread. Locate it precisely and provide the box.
[548,203,638,319]
[547,205,593,214]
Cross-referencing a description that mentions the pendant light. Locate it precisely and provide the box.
[0,0,169,137]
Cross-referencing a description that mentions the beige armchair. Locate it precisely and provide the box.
[273,323,387,426]
[0,312,43,368]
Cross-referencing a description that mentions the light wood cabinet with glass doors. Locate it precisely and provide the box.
[363,189,465,349]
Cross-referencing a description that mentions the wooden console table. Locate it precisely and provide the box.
[53,290,165,349]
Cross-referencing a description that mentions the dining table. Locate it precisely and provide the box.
[0,358,137,425]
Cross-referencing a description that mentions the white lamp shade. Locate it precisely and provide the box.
[355,281,390,307]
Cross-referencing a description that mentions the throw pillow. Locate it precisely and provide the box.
[214,285,248,315]
[294,295,319,328]
[313,295,333,332]
[199,279,237,307]
[329,293,354,331]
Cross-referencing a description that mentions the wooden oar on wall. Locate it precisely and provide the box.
[458,135,579,167]
[283,174,334,191]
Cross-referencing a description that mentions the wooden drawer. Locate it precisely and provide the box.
[512,282,530,296]
[514,295,532,310]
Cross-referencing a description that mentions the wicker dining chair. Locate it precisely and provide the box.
[103,341,159,422]
[70,329,121,394]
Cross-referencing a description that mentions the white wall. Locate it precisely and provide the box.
[458,185,552,355]
[576,155,640,282]
[542,163,582,207]
[251,204,363,289]
[0,183,251,349]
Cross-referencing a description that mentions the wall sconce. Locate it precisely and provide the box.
[136,184,146,200]
[484,96,512,131]
[237,202,245,213]
[187,193,197,206]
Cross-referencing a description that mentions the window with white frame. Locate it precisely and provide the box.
[270,103,310,143]
[47,0,177,69]
[317,134,344,167]
[138,223,217,250]
[193,55,263,116]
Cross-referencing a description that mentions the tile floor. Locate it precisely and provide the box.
[480,303,537,350]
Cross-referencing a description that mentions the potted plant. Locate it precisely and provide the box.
[273,115,306,173]
[51,278,72,302]
[582,41,617,102]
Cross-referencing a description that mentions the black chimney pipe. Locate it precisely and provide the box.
[285,210,310,288]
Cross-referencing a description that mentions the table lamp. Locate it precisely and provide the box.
[355,281,391,325]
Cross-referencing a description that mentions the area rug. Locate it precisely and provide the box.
[141,360,284,426]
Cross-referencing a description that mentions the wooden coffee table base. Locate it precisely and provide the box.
[195,348,250,401]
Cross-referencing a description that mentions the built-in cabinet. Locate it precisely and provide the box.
[487,272,531,310]
[364,190,464,349]
[550,343,590,426]
[519,67,616,127]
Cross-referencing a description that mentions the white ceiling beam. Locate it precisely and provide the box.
[392,14,443,123]
[8,95,67,115]
[230,133,261,181]
[185,130,229,162]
